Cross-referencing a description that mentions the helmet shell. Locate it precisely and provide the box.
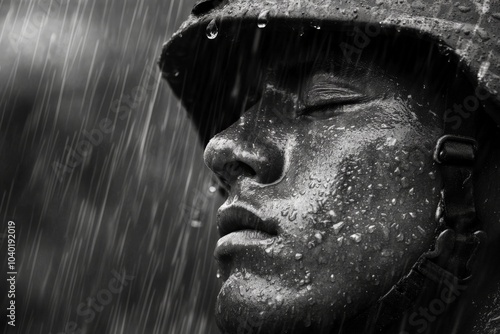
[160,0,500,144]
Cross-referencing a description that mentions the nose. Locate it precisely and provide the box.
[203,115,286,190]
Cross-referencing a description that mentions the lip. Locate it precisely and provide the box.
[214,205,279,276]
[217,205,279,237]
[214,229,276,259]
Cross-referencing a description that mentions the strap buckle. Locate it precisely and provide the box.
[433,135,477,165]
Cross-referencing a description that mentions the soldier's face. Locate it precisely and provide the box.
[203,47,446,333]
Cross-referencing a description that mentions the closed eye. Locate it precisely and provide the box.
[299,85,366,118]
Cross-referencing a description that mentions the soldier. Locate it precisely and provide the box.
[160,0,500,333]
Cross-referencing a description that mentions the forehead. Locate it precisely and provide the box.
[198,32,462,145]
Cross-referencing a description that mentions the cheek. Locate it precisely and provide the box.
[293,135,441,304]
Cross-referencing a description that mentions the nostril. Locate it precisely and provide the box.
[224,161,257,178]
[213,161,257,193]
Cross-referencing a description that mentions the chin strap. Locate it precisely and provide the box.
[347,135,487,333]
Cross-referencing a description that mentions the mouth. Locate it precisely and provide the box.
[214,205,279,276]
[217,205,279,237]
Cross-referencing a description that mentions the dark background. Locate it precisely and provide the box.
[0,0,223,333]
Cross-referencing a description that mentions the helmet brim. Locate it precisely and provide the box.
[159,3,500,144]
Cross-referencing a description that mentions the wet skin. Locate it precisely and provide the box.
[203,46,449,333]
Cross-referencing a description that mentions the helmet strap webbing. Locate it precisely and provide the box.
[345,131,486,333]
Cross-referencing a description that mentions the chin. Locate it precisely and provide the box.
[214,274,348,334]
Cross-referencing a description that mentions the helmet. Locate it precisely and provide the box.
[159,0,499,331]
[159,0,500,146]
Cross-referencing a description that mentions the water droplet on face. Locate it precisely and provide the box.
[396,232,404,242]
[349,233,362,243]
[368,225,376,233]
[257,10,270,28]
[275,294,284,305]
[314,232,323,243]
[295,253,303,260]
[400,177,410,188]
[206,19,218,39]
[330,274,336,282]
[337,236,344,246]
[289,210,297,221]
[332,221,345,235]
[380,224,390,241]
[381,249,392,257]
[209,186,217,193]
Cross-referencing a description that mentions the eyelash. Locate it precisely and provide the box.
[299,103,346,118]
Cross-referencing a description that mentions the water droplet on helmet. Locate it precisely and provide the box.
[257,10,270,28]
[457,5,471,13]
[330,274,336,282]
[206,19,218,39]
